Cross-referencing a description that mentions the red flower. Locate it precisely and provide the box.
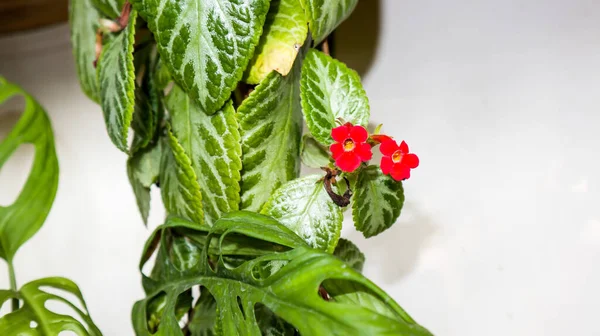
[380,139,419,181]
[330,123,373,172]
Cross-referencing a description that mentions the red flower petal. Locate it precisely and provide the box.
[379,139,399,156]
[335,152,361,172]
[330,143,344,160]
[331,124,350,142]
[404,153,419,168]
[371,134,392,144]
[399,140,409,153]
[380,156,393,175]
[349,125,368,142]
[391,164,411,181]
[355,143,373,161]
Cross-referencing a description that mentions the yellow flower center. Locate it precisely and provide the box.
[343,138,355,151]
[392,150,403,163]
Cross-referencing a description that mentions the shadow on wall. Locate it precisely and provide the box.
[334,0,382,78]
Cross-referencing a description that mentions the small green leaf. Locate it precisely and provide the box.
[300,134,331,168]
[97,10,137,152]
[0,78,59,262]
[167,85,242,225]
[353,165,404,238]
[238,48,306,212]
[159,131,205,225]
[333,238,365,272]
[0,277,101,335]
[300,49,369,145]
[245,0,308,84]
[261,175,342,253]
[299,0,358,45]
[69,0,101,102]
[127,140,162,225]
[91,0,124,18]
[131,0,270,113]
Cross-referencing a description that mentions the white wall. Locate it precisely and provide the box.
[2,1,600,335]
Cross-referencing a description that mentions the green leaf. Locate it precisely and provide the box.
[131,0,270,113]
[91,0,124,18]
[261,175,342,253]
[132,212,432,336]
[0,78,59,262]
[300,49,369,145]
[188,287,217,336]
[128,140,162,225]
[245,0,308,84]
[159,131,205,225]
[97,10,137,152]
[352,165,404,238]
[167,85,242,225]
[300,134,331,168]
[238,49,305,212]
[69,0,101,102]
[299,0,358,45]
[0,277,101,335]
[333,238,365,272]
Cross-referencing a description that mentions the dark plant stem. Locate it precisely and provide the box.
[8,261,18,311]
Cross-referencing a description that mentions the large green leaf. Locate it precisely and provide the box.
[333,238,364,272]
[69,0,101,102]
[91,0,124,18]
[238,48,305,212]
[299,0,358,45]
[261,175,342,253]
[245,0,308,84]
[132,212,431,336]
[0,277,101,335]
[0,78,59,262]
[159,132,204,225]
[300,49,369,145]
[128,140,162,225]
[300,134,331,168]
[131,0,270,113]
[167,85,242,225]
[352,165,404,238]
[97,10,137,152]
[188,287,217,336]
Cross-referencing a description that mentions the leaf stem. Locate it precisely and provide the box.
[8,261,18,311]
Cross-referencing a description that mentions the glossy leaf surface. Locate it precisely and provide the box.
[300,134,330,168]
[299,0,358,45]
[69,0,101,102]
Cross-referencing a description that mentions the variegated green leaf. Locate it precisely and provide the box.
[91,0,124,18]
[300,134,330,168]
[128,140,162,225]
[299,0,358,45]
[352,165,404,238]
[131,0,270,113]
[245,0,308,84]
[238,50,305,212]
[167,85,242,225]
[333,238,364,272]
[97,10,137,152]
[261,175,342,252]
[69,0,101,102]
[160,132,205,225]
[300,49,369,145]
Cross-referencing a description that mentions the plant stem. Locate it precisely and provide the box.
[8,261,19,310]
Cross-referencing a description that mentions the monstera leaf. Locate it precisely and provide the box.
[132,212,432,336]
[0,277,101,335]
[0,78,59,263]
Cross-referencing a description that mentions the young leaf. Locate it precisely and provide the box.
[159,131,205,225]
[167,85,242,225]
[299,0,359,45]
[300,134,331,168]
[238,49,305,212]
[0,78,59,262]
[261,175,342,253]
[69,0,101,102]
[97,10,137,152]
[245,0,308,84]
[300,49,370,145]
[91,0,125,18]
[127,140,162,225]
[0,277,101,335]
[353,165,405,238]
[131,0,270,113]
[333,238,365,272]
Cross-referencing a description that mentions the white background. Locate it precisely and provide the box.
[1,1,600,335]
